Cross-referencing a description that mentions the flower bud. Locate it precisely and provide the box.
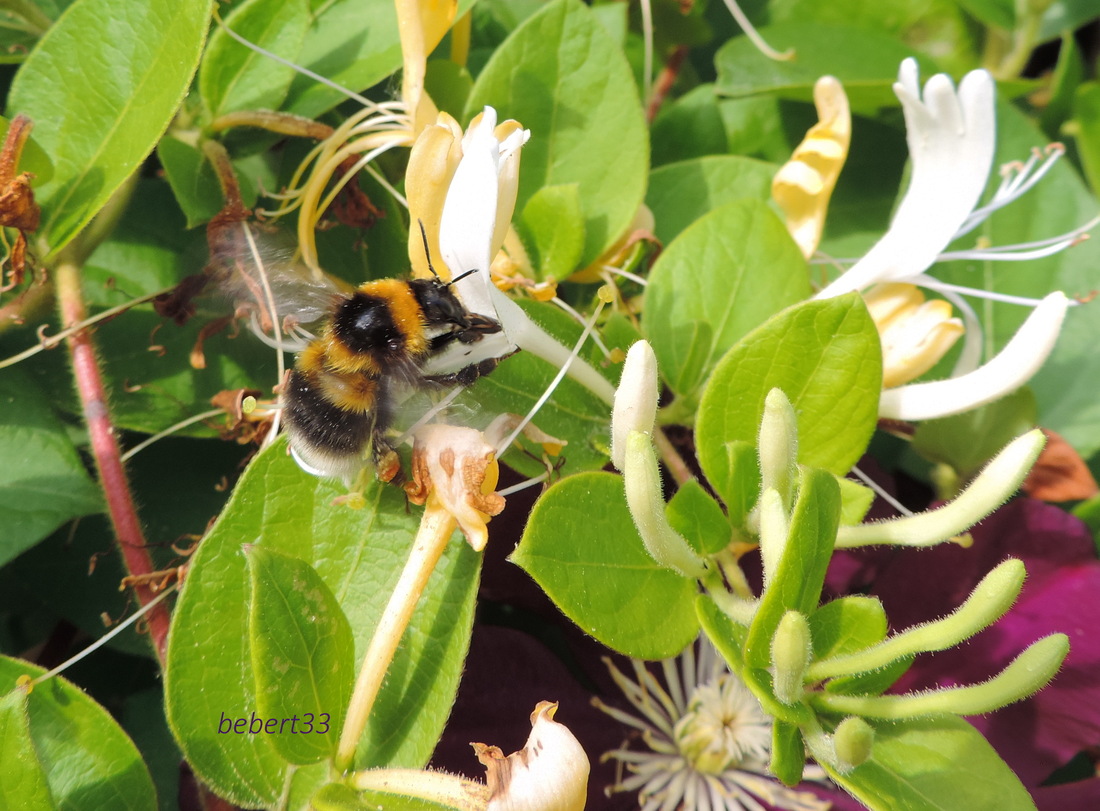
[833,716,874,773]
[771,610,812,705]
[611,341,658,471]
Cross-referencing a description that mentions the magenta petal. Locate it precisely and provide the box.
[866,498,1100,786]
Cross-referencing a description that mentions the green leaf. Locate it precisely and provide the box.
[246,546,354,765]
[714,22,923,112]
[666,480,730,556]
[165,437,480,806]
[515,183,586,280]
[0,690,54,810]
[0,655,156,809]
[467,0,648,268]
[650,85,729,168]
[700,440,760,529]
[0,115,53,184]
[6,0,211,256]
[744,468,839,668]
[836,476,874,526]
[0,367,102,567]
[696,295,883,479]
[281,0,399,118]
[826,715,1035,811]
[952,0,1014,30]
[911,389,1037,482]
[1039,0,1100,43]
[1072,82,1100,197]
[642,199,810,399]
[696,594,747,674]
[771,720,805,787]
[1040,33,1083,139]
[645,155,777,246]
[764,0,979,77]
[810,596,887,661]
[200,0,310,118]
[513,472,699,659]
[459,299,612,478]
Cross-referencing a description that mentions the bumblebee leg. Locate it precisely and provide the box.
[422,355,509,388]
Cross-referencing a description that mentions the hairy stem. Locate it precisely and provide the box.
[335,504,457,771]
[54,258,170,662]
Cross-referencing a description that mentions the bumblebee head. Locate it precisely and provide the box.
[409,277,473,329]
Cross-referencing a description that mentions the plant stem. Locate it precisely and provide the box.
[54,258,170,662]
[653,426,693,486]
[335,504,457,771]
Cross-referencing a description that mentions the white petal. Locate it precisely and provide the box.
[879,291,1068,420]
[817,60,996,297]
[440,107,502,317]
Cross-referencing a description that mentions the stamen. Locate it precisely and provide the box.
[718,0,794,61]
[915,276,1072,308]
[0,286,173,370]
[495,470,550,497]
[954,144,1066,238]
[600,263,649,287]
[848,464,913,517]
[394,386,465,448]
[121,408,224,462]
[29,584,178,686]
[551,295,612,357]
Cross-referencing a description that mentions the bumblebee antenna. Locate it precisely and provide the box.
[418,219,480,286]
[417,219,440,280]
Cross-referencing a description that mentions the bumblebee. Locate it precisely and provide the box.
[282,273,504,481]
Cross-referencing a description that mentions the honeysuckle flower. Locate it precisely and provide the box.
[878,291,1068,421]
[772,75,851,259]
[404,423,506,551]
[864,282,964,388]
[418,106,617,406]
[474,701,590,811]
[801,58,1091,421]
[816,59,996,299]
[593,638,833,811]
[395,0,457,134]
[349,701,588,811]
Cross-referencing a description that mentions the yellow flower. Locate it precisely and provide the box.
[863,283,963,388]
[772,76,851,259]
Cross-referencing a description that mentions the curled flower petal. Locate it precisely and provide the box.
[879,292,1068,421]
[773,75,851,259]
[817,59,995,298]
[864,283,964,388]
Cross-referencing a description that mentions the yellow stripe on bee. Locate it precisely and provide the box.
[315,369,379,413]
[360,279,430,355]
[300,337,381,377]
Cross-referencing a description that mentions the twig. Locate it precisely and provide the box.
[54,257,171,662]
